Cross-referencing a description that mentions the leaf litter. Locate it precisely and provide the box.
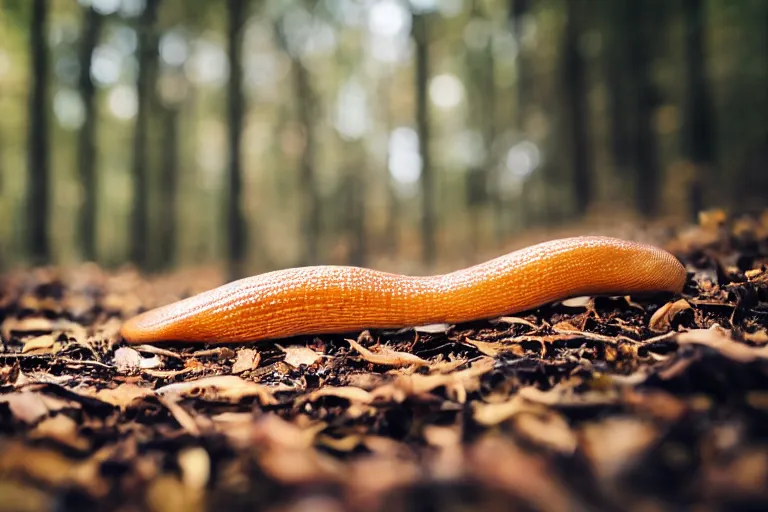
[1,210,768,511]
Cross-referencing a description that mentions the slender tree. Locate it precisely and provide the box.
[628,0,661,218]
[26,0,51,263]
[682,0,716,219]
[561,0,592,215]
[77,4,103,262]
[602,0,633,177]
[412,12,435,267]
[157,97,180,270]
[130,0,161,268]
[226,0,249,279]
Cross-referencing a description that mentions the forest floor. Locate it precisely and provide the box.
[2,210,768,512]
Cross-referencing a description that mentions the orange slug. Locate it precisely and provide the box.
[120,236,687,344]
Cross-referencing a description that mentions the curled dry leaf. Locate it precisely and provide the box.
[304,385,374,405]
[494,316,539,330]
[649,299,692,333]
[21,334,59,354]
[155,375,278,405]
[676,324,768,363]
[465,338,504,357]
[373,357,494,403]
[346,338,430,367]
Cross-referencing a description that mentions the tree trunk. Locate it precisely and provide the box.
[77,4,102,262]
[412,13,435,267]
[130,0,160,268]
[27,0,51,264]
[345,146,366,268]
[157,104,179,270]
[562,0,592,215]
[294,61,321,266]
[628,1,661,218]
[226,0,249,280]
[682,0,716,220]
[602,1,633,174]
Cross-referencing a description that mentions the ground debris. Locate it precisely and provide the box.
[1,211,768,511]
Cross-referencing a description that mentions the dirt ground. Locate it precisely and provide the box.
[2,210,768,512]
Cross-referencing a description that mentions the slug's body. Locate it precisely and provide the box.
[120,236,687,344]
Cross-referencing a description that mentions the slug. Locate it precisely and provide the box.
[120,236,687,344]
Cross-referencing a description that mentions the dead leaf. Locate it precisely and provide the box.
[279,345,322,367]
[231,348,261,373]
[0,391,77,424]
[649,299,692,333]
[95,383,154,411]
[21,334,58,354]
[346,338,430,367]
[29,414,90,451]
[304,386,374,404]
[676,324,768,363]
[579,417,659,481]
[514,411,577,455]
[155,375,278,405]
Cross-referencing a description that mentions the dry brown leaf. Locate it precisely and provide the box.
[468,435,573,512]
[0,442,107,497]
[157,395,201,436]
[279,345,323,367]
[474,395,538,426]
[304,385,374,404]
[649,299,692,333]
[676,324,768,363]
[0,390,78,424]
[494,316,539,330]
[231,348,261,374]
[514,411,577,454]
[155,375,278,405]
[21,334,59,354]
[29,414,90,451]
[95,383,154,410]
[579,417,659,481]
[464,338,503,357]
[374,357,494,403]
[346,338,430,367]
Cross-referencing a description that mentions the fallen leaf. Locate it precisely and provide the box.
[95,383,154,410]
[346,338,429,367]
[649,299,692,333]
[156,375,278,405]
[231,348,261,373]
[676,324,768,363]
[279,345,322,368]
[29,414,90,451]
[21,334,57,354]
[304,385,374,405]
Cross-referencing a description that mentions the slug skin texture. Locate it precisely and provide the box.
[120,236,687,344]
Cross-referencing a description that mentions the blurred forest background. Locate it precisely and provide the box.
[0,0,766,279]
